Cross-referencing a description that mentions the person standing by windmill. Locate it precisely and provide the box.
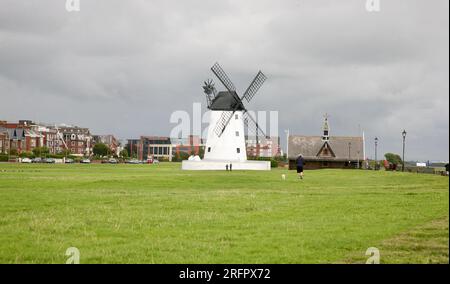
[296,154,305,179]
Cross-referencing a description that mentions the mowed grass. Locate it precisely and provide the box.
[0,163,448,264]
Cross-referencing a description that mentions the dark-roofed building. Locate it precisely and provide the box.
[288,115,364,170]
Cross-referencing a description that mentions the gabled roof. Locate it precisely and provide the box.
[4,128,26,140]
[288,135,364,161]
[316,141,336,158]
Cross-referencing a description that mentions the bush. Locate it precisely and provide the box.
[385,153,402,166]
[172,151,190,162]
[248,156,279,168]
[270,159,279,168]
[32,147,50,157]
[19,152,34,158]
[0,154,8,162]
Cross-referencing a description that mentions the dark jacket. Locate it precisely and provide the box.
[296,157,305,167]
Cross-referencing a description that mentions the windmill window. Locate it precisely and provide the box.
[207,147,211,153]
[235,131,239,137]
[236,148,240,154]
[235,114,239,119]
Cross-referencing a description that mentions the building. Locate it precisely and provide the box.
[0,130,9,154]
[171,135,205,156]
[0,120,32,154]
[140,136,172,161]
[93,135,119,155]
[51,125,92,156]
[126,135,205,161]
[288,115,364,170]
[246,136,281,158]
[0,120,97,156]
[40,127,62,154]
[126,139,141,159]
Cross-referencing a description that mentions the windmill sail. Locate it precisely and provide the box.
[243,111,267,138]
[213,111,235,137]
[211,63,236,93]
[242,71,267,103]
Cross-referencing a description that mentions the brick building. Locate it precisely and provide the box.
[50,125,92,156]
[246,136,281,158]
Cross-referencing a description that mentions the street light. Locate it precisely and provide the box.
[348,142,352,166]
[284,129,289,162]
[402,130,407,172]
[374,137,378,170]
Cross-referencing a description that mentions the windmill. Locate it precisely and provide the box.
[202,62,268,162]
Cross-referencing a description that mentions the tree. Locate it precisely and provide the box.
[172,151,189,162]
[32,146,49,157]
[9,148,18,156]
[385,153,402,166]
[120,149,129,159]
[93,143,110,157]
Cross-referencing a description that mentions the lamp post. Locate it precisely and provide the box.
[348,142,352,166]
[357,150,360,169]
[402,130,407,172]
[374,137,378,170]
[285,129,289,162]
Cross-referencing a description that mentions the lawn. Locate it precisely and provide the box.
[0,163,448,264]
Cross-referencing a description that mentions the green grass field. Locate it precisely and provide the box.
[0,163,448,264]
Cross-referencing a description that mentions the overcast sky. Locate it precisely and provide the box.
[0,0,448,161]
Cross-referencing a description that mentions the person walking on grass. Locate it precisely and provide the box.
[296,154,305,179]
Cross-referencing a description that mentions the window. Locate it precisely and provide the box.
[207,147,211,153]
[236,148,240,154]
[235,131,239,137]
[235,114,238,119]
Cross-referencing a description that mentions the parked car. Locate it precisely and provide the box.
[147,158,160,164]
[126,159,140,164]
[65,158,75,164]
[45,158,56,164]
[21,158,32,163]
[80,159,91,164]
[32,157,42,163]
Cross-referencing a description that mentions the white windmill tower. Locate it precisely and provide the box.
[182,62,271,171]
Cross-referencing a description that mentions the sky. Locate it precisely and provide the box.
[0,0,448,161]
